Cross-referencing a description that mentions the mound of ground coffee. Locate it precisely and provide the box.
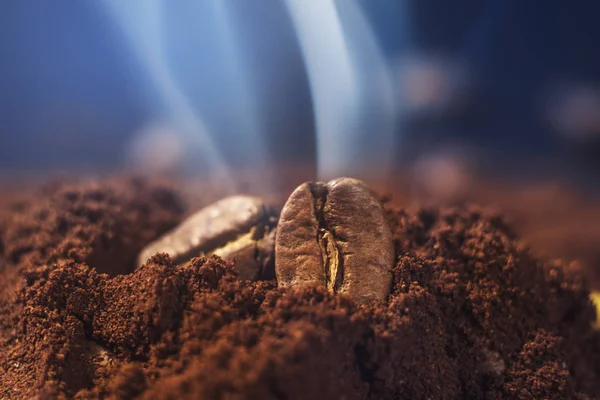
[0,178,599,399]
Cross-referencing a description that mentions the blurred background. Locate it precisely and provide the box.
[1,0,600,189]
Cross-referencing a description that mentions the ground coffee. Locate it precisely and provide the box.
[0,177,599,399]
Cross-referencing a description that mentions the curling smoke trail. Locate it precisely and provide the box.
[284,0,397,181]
[101,1,264,192]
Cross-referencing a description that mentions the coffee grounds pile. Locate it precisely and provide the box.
[0,178,599,399]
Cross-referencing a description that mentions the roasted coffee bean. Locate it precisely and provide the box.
[275,177,394,303]
[138,195,277,280]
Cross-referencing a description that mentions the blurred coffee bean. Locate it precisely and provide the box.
[138,195,277,280]
[275,177,394,303]
[591,291,600,329]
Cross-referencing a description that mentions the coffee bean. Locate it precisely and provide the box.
[275,177,394,303]
[138,195,277,280]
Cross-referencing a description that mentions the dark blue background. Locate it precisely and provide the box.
[1,1,599,177]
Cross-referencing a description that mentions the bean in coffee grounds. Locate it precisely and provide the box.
[275,178,394,303]
[137,195,278,280]
[0,178,599,399]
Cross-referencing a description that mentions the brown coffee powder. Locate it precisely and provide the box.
[0,178,599,399]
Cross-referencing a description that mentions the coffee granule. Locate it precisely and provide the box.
[0,178,599,399]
